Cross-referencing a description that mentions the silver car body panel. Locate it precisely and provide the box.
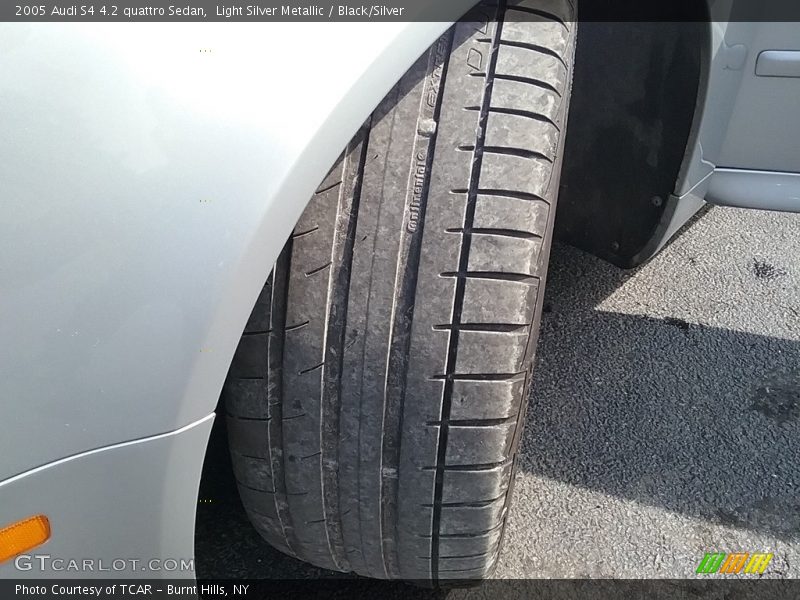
[0,415,213,579]
[708,169,800,212]
[0,19,459,575]
[658,17,800,260]
[1,10,798,575]
[0,20,456,483]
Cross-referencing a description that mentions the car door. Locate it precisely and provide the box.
[701,18,800,212]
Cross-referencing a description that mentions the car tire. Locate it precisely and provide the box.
[223,0,576,581]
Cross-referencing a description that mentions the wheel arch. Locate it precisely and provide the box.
[182,20,468,427]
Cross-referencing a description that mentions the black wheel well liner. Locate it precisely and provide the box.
[555,18,710,268]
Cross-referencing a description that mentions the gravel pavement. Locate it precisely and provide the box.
[196,205,800,591]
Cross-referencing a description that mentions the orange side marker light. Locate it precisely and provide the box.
[0,515,50,563]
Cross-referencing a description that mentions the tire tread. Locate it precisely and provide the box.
[223,0,576,580]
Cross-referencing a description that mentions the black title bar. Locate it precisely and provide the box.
[3,0,800,22]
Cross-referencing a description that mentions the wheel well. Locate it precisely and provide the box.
[555,18,710,268]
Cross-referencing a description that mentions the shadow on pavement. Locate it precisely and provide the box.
[521,242,800,541]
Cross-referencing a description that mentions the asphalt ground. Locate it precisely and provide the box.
[195,205,800,594]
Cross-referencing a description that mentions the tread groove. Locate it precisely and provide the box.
[226,413,272,422]
[431,7,505,582]
[444,227,542,240]
[426,416,518,427]
[439,271,540,284]
[422,550,495,560]
[482,145,553,162]
[438,566,495,573]
[292,227,320,239]
[465,105,559,129]
[305,262,333,277]
[317,131,371,573]
[498,39,569,67]
[430,372,526,382]
[380,28,457,580]
[492,72,562,96]
[236,480,276,495]
[268,248,301,557]
[315,181,342,195]
[282,412,308,421]
[451,187,549,203]
[231,450,272,462]
[241,329,272,336]
[285,321,310,333]
[425,457,514,472]
[425,521,504,539]
[426,494,507,509]
[298,362,325,375]
[505,4,569,28]
[432,323,528,333]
